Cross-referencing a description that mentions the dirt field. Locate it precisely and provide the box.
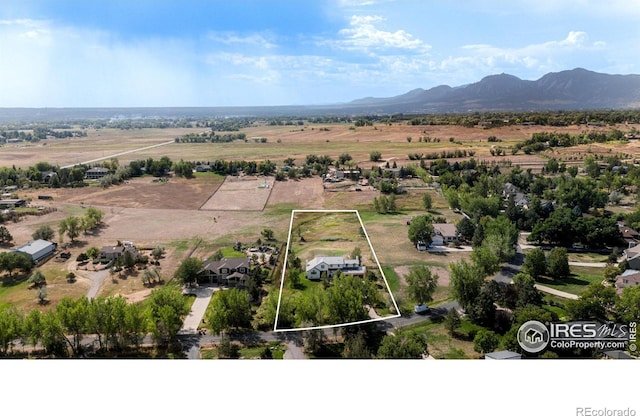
[201,175,274,211]
[20,175,224,210]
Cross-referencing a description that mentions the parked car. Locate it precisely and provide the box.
[414,303,430,314]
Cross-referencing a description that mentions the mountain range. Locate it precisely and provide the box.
[345,68,640,114]
[2,68,640,122]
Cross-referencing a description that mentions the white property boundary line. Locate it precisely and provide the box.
[274,209,401,332]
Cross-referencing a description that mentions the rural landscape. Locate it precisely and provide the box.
[1,105,640,360]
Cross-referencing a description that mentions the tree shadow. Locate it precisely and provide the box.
[1,272,29,288]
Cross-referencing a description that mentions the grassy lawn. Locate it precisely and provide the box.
[397,319,483,359]
[542,293,570,319]
[381,266,400,293]
[567,252,610,263]
[220,247,248,258]
[200,341,285,359]
[536,266,604,296]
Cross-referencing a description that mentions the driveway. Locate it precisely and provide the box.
[85,269,110,299]
[179,285,218,335]
[283,341,307,359]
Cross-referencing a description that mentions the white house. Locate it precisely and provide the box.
[305,256,366,280]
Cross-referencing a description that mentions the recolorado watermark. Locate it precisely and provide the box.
[576,407,636,416]
[517,320,637,354]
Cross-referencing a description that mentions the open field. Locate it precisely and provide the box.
[5,123,637,171]
[201,175,274,211]
[3,121,640,315]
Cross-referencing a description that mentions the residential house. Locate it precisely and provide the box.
[502,182,519,199]
[195,164,212,172]
[85,167,109,180]
[615,269,640,294]
[618,222,640,248]
[305,256,366,280]
[623,246,640,270]
[514,193,531,209]
[200,257,250,286]
[99,245,139,261]
[431,223,457,246]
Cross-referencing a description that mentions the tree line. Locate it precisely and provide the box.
[0,285,188,357]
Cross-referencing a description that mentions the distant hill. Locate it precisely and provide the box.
[346,68,640,113]
[2,68,640,122]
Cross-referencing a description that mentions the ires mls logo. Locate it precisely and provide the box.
[517,320,637,354]
[517,320,550,353]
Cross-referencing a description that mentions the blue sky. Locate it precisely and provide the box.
[0,0,639,107]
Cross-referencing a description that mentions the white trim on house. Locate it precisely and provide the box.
[305,256,366,280]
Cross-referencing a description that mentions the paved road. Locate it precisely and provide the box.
[61,140,174,169]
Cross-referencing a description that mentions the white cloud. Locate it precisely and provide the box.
[207,32,277,49]
[334,15,431,54]
[456,31,606,76]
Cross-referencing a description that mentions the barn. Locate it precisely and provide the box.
[15,239,57,263]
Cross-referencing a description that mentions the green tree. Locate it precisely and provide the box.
[27,268,46,288]
[123,302,148,349]
[59,216,81,242]
[40,310,67,356]
[470,246,500,276]
[444,307,461,336]
[0,252,33,278]
[147,286,189,345]
[174,257,203,286]
[566,283,617,321]
[287,266,302,289]
[512,272,543,308]
[342,330,371,359]
[616,286,640,323]
[86,247,100,260]
[405,265,439,305]
[56,297,89,356]
[473,330,499,354]
[407,215,434,246]
[23,309,43,351]
[422,193,433,210]
[32,225,55,241]
[122,250,136,271]
[36,286,48,305]
[0,225,13,244]
[369,151,382,162]
[261,228,275,241]
[325,274,378,324]
[450,259,485,311]
[207,289,252,334]
[523,248,546,279]
[377,332,427,358]
[0,307,23,355]
[151,246,165,261]
[546,247,570,279]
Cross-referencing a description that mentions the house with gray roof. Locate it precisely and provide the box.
[200,257,250,287]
